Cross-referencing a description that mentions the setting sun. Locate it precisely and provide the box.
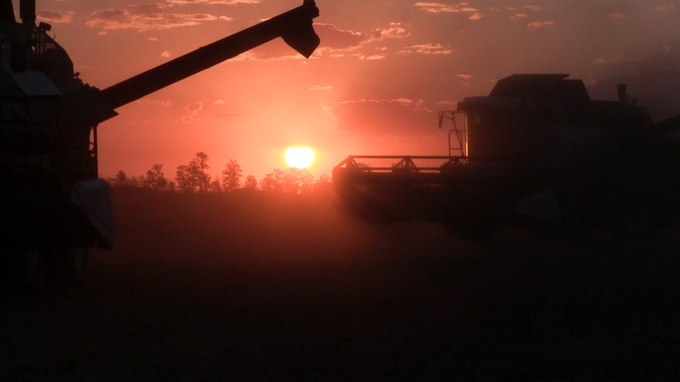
[285,147,314,168]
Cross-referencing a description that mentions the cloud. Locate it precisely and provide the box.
[267,107,314,114]
[469,12,483,20]
[593,53,641,65]
[37,10,74,23]
[523,5,543,11]
[415,2,478,14]
[148,37,159,41]
[314,23,408,53]
[323,99,435,137]
[436,100,458,107]
[179,101,206,124]
[588,44,680,121]
[236,23,409,61]
[86,3,222,31]
[457,74,471,80]
[654,3,678,11]
[359,55,386,60]
[527,20,553,30]
[313,23,365,50]
[161,51,171,58]
[214,100,228,104]
[310,85,334,90]
[217,111,240,119]
[396,43,452,55]
[368,23,410,41]
[588,71,680,122]
[511,13,528,18]
[607,11,628,19]
[165,0,260,4]
[135,99,174,107]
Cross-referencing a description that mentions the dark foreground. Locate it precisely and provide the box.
[2,187,680,381]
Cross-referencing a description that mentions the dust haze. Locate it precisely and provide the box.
[3,187,680,380]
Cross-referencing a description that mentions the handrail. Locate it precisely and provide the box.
[334,155,467,173]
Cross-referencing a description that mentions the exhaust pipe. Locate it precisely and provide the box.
[20,0,36,25]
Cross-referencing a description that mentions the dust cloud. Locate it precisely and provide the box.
[104,186,472,266]
[2,187,680,380]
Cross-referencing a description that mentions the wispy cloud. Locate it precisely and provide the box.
[527,20,553,30]
[415,2,478,14]
[135,99,174,107]
[310,85,334,90]
[86,3,228,31]
[310,23,410,59]
[359,55,386,60]
[593,53,641,65]
[37,10,74,23]
[607,11,628,19]
[397,43,452,55]
[166,0,260,4]
[368,23,410,41]
[323,98,434,137]
[179,101,206,124]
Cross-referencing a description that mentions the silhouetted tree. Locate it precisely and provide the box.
[314,174,332,193]
[126,175,143,188]
[260,169,285,192]
[260,168,314,193]
[175,164,193,192]
[284,167,314,194]
[113,170,128,186]
[145,164,168,190]
[175,152,212,192]
[209,178,222,192]
[221,159,242,192]
[243,175,258,190]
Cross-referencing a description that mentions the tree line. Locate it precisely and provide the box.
[106,152,331,194]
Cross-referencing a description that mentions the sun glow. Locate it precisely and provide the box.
[285,147,314,168]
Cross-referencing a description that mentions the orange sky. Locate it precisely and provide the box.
[28,0,680,182]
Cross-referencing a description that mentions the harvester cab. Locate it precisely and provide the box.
[455,74,653,166]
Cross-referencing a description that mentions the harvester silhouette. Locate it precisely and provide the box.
[334,74,680,236]
[0,0,320,286]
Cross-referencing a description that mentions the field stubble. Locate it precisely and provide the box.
[1,187,680,381]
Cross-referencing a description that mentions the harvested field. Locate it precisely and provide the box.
[2,187,680,381]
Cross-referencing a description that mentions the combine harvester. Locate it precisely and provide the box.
[333,74,680,236]
[0,0,320,287]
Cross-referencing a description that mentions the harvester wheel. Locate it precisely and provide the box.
[25,250,48,289]
[57,248,89,285]
[0,249,49,291]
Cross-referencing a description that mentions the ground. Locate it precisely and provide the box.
[1,187,680,381]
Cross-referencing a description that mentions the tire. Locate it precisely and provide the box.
[55,247,89,285]
[0,249,48,292]
[25,249,48,289]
